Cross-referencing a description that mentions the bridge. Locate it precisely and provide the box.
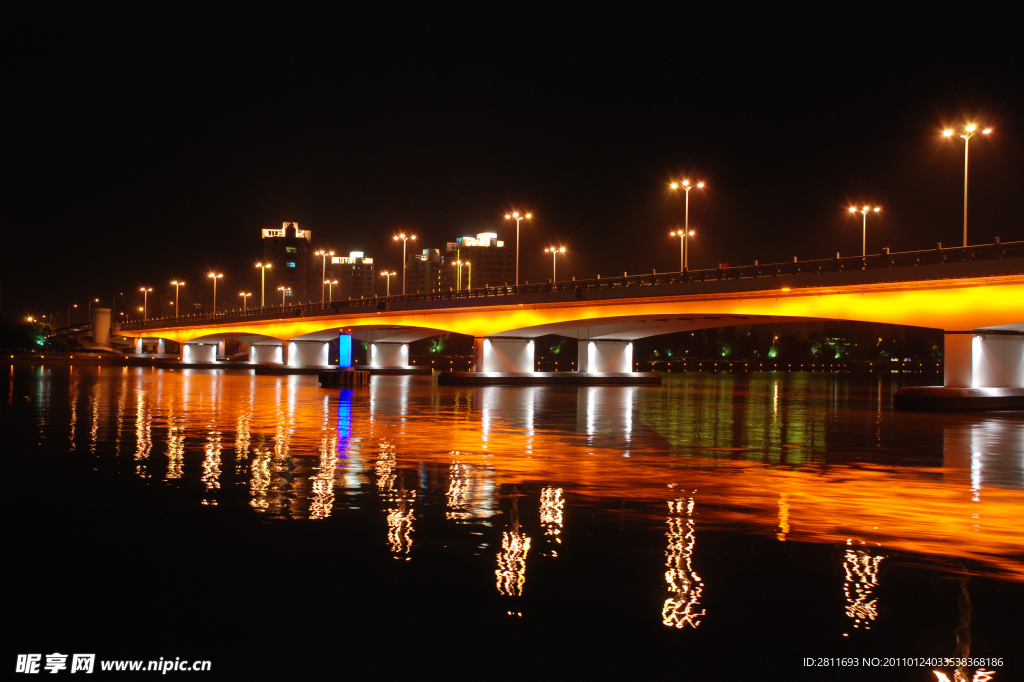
[117,240,1024,390]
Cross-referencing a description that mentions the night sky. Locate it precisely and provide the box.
[4,3,1022,318]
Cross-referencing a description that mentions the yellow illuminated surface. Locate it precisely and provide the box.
[123,275,1024,343]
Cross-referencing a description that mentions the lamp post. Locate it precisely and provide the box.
[380,271,396,297]
[207,273,223,314]
[943,123,992,246]
[239,292,251,311]
[465,261,471,290]
[255,263,271,307]
[87,298,99,322]
[393,233,416,295]
[278,286,290,306]
[451,261,464,292]
[504,211,532,285]
[848,206,881,257]
[669,228,695,272]
[544,246,566,282]
[324,279,338,301]
[139,289,150,320]
[315,249,335,302]
[171,281,184,318]
[670,180,704,270]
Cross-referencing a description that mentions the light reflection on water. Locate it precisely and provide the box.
[5,367,1024,598]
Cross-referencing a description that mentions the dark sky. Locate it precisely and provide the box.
[3,2,1022,317]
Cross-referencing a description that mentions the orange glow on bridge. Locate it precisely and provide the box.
[122,275,1024,342]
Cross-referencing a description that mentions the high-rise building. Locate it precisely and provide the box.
[261,222,312,304]
[405,248,443,294]
[330,252,375,300]
[441,232,515,290]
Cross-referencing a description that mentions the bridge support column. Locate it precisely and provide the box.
[134,338,143,354]
[474,337,534,373]
[577,340,633,373]
[286,340,330,367]
[945,332,1024,388]
[370,342,409,367]
[91,308,111,346]
[249,344,283,364]
[157,339,166,354]
[182,343,217,363]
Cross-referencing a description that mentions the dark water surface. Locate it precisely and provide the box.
[4,366,1022,679]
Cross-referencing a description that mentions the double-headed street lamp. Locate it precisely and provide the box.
[207,273,223,314]
[669,228,695,272]
[451,261,464,292]
[670,180,704,270]
[544,246,566,282]
[278,286,291,306]
[943,123,992,246]
[239,292,252,311]
[171,280,185,318]
[315,249,335,302]
[393,233,416,295]
[848,206,881,257]
[255,263,271,307]
[139,288,151,320]
[324,279,338,301]
[504,211,532,285]
[380,271,396,297]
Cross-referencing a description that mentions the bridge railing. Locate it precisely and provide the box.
[120,239,1023,332]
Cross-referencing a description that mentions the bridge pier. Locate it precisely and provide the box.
[944,332,1024,388]
[249,344,283,364]
[577,340,633,373]
[370,342,409,368]
[286,340,330,367]
[896,331,1023,410]
[474,337,534,373]
[134,338,166,354]
[182,343,217,363]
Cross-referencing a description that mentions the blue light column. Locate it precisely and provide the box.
[337,333,353,368]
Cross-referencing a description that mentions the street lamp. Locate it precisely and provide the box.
[278,286,291,306]
[324,279,338,301]
[848,206,881,257]
[504,211,532,285]
[544,246,566,282]
[239,292,252,311]
[943,123,992,246]
[315,249,335,302]
[380,271,396,297]
[87,298,99,321]
[171,281,185,318]
[207,273,223,314]
[669,180,704,270]
[451,261,464,292]
[393,233,416,295]
[669,228,696,272]
[255,263,271,307]
[139,289,151,320]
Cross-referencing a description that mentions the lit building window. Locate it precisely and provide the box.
[286,262,296,268]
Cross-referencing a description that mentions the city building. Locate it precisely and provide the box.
[261,222,312,304]
[330,252,375,300]
[405,248,443,294]
[440,232,515,291]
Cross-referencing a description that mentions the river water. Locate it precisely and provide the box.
[4,366,1022,679]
